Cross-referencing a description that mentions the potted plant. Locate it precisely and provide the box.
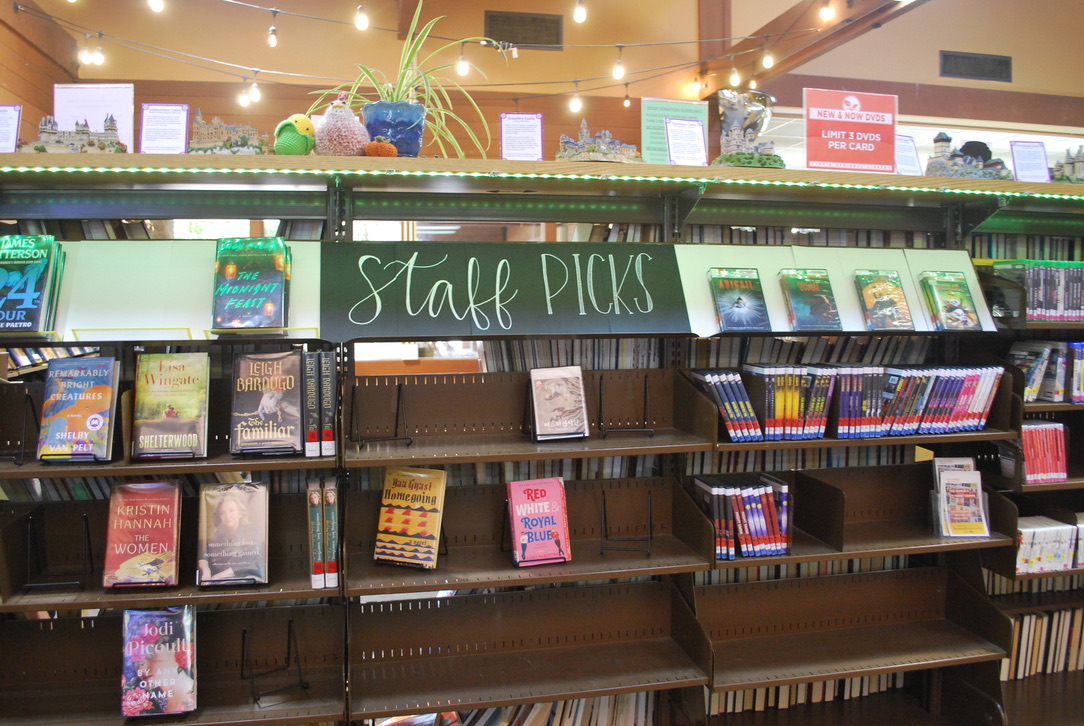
[307,1,501,158]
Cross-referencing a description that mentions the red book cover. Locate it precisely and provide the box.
[103,481,181,588]
[507,477,571,567]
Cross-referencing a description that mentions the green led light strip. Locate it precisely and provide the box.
[2,164,1083,202]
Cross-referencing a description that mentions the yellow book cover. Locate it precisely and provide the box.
[373,467,448,569]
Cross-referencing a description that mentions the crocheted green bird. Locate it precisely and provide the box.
[274,114,315,155]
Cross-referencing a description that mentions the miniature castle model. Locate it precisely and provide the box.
[925,131,1014,180]
[556,119,644,163]
[719,125,776,157]
[188,110,269,154]
[19,114,126,153]
[1052,146,1084,183]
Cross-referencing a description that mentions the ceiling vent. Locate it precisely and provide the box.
[940,51,1012,83]
[484,11,563,50]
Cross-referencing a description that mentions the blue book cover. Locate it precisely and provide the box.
[37,356,119,460]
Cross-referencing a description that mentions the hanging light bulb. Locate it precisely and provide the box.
[761,45,774,69]
[569,81,582,113]
[267,10,278,47]
[749,78,758,90]
[248,80,261,102]
[729,66,741,87]
[819,0,835,21]
[456,43,469,76]
[354,4,369,30]
[148,0,165,12]
[92,33,104,65]
[622,83,631,108]
[78,34,93,65]
[572,0,586,23]
[238,87,251,107]
[612,45,625,80]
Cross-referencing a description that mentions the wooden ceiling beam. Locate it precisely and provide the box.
[703,0,929,89]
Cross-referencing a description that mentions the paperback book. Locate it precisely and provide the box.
[121,605,196,717]
[0,234,65,334]
[131,352,210,459]
[196,481,269,585]
[211,237,290,330]
[36,356,120,460]
[934,464,990,538]
[103,480,182,588]
[373,466,447,570]
[853,269,913,331]
[707,267,770,332]
[529,365,589,441]
[230,350,304,455]
[778,268,842,331]
[919,270,981,331]
[507,477,571,567]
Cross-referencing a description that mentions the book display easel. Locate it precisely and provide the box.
[3,155,1084,724]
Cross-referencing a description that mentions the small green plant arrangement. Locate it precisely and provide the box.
[307,1,501,158]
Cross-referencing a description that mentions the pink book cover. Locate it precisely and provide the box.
[507,477,571,567]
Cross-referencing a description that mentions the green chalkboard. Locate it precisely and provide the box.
[319,241,692,341]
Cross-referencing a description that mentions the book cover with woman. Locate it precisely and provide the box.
[196,482,268,585]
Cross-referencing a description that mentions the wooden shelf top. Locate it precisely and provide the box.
[0,450,336,481]
[1003,669,1084,726]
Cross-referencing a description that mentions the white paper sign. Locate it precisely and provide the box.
[664,117,707,166]
[1010,140,1052,183]
[140,103,189,154]
[500,112,543,161]
[0,105,21,153]
[895,134,924,176]
[54,83,135,150]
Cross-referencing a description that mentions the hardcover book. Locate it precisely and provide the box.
[196,481,269,585]
[322,477,340,588]
[707,267,770,332]
[529,365,589,441]
[373,466,447,570]
[230,350,304,455]
[36,356,120,460]
[778,268,842,331]
[0,234,64,334]
[306,478,325,589]
[121,605,197,717]
[131,352,210,459]
[103,481,182,588]
[507,477,571,567]
[919,270,981,331]
[853,269,914,330]
[211,237,290,330]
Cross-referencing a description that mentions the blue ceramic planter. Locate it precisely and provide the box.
[362,101,426,157]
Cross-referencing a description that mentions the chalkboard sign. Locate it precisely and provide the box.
[319,242,692,341]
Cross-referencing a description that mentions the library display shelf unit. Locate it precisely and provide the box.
[1,155,1083,726]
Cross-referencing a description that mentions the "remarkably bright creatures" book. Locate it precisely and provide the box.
[508,477,572,567]
[36,356,120,460]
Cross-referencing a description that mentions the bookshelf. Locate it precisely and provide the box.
[2,154,1083,725]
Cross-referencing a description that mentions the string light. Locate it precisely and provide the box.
[78,34,93,65]
[749,78,758,90]
[623,83,630,108]
[248,71,261,102]
[148,0,165,12]
[818,0,835,21]
[572,0,586,23]
[267,10,278,47]
[728,56,740,87]
[569,81,582,112]
[92,32,104,65]
[456,43,469,76]
[353,4,368,30]
[237,78,251,107]
[612,45,625,80]
[761,40,774,69]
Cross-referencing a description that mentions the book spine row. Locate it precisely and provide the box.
[303,350,339,458]
[482,337,663,372]
[691,473,789,561]
[458,691,656,726]
[1000,606,1084,681]
[306,476,339,589]
[1014,514,1080,574]
[991,259,1084,322]
[1018,421,1068,484]
[706,672,905,716]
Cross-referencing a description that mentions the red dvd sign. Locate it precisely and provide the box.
[804,88,897,172]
